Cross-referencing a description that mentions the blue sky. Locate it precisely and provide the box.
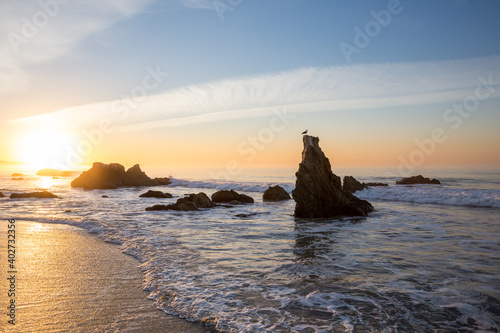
[1,0,500,169]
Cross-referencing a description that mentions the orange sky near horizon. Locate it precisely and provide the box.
[2,102,499,172]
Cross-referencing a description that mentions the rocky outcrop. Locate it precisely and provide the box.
[365,182,388,187]
[292,136,373,218]
[263,185,291,201]
[211,190,254,204]
[343,176,388,194]
[139,190,173,198]
[11,173,23,177]
[71,163,171,189]
[36,169,77,177]
[146,192,215,211]
[343,176,367,194]
[10,191,59,199]
[0,192,5,198]
[396,175,441,185]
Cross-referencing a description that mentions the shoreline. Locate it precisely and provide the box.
[0,220,206,333]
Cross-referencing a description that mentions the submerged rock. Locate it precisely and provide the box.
[396,175,441,185]
[10,191,59,199]
[139,190,173,198]
[102,195,109,198]
[212,190,254,204]
[146,192,214,211]
[11,177,24,180]
[71,162,170,189]
[263,185,291,201]
[292,136,373,218]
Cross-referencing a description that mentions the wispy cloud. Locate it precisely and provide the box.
[0,0,152,97]
[12,56,500,131]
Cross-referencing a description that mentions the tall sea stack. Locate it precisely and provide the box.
[292,135,374,218]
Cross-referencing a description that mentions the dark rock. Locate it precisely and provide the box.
[0,192,5,198]
[169,198,199,211]
[263,185,291,201]
[343,176,388,194]
[11,177,24,180]
[396,175,441,185]
[145,204,171,211]
[11,173,23,176]
[146,192,214,211]
[211,190,254,204]
[365,182,388,187]
[102,195,109,198]
[154,177,171,185]
[343,176,368,194]
[139,190,173,198]
[10,191,59,199]
[292,136,374,218]
[71,162,170,189]
[36,169,77,177]
[186,192,216,208]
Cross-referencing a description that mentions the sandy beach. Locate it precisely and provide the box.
[0,220,206,333]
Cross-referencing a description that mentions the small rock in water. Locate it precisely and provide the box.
[211,190,254,204]
[263,185,291,201]
[396,175,441,185]
[139,190,173,198]
[10,191,59,199]
[146,192,214,211]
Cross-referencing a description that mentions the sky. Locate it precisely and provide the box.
[1,0,499,173]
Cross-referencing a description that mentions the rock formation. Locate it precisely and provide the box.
[146,193,215,211]
[292,136,373,218]
[10,191,59,199]
[139,190,173,198]
[263,185,291,201]
[0,192,5,198]
[342,176,388,194]
[11,173,23,177]
[396,175,441,185]
[71,163,171,189]
[211,190,254,204]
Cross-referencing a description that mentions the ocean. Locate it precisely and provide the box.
[1,166,499,332]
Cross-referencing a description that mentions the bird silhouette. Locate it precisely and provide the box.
[301,130,308,135]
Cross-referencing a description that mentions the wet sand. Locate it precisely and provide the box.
[0,220,207,333]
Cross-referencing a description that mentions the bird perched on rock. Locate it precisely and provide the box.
[301,130,308,135]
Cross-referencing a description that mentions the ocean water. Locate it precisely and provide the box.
[1,166,499,332]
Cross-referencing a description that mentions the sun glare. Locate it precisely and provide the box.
[15,129,75,170]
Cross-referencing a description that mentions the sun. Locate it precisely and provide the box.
[15,129,76,170]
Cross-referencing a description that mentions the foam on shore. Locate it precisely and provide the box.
[0,220,206,333]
